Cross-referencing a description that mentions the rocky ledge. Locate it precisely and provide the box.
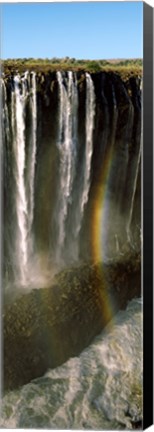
[3,253,141,392]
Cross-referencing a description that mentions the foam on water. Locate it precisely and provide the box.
[0,298,142,429]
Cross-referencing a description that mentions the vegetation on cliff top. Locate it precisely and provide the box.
[3,58,142,80]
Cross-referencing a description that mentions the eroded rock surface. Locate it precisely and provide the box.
[3,254,141,391]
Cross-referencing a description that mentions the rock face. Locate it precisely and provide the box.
[3,255,141,391]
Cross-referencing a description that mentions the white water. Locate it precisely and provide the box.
[1,80,10,144]
[3,71,141,282]
[56,71,78,263]
[55,72,95,263]
[10,73,37,285]
[81,72,95,216]
[4,71,96,278]
[74,72,96,239]
[28,72,37,233]
[0,298,142,429]
[11,74,29,285]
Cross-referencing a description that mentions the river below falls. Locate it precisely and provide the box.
[0,297,143,430]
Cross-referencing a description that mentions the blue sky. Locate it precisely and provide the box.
[2,2,143,60]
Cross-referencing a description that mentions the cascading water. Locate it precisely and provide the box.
[63,72,96,262]
[27,72,37,240]
[2,70,141,287]
[3,72,37,286]
[83,73,95,210]
[55,72,95,263]
[55,71,78,263]
[11,74,29,285]
[75,72,95,233]
[2,80,10,144]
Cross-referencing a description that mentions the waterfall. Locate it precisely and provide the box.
[10,72,37,285]
[11,74,29,284]
[27,72,37,245]
[75,73,95,236]
[55,71,78,263]
[55,72,95,263]
[82,73,95,213]
[70,72,96,257]
[2,71,141,288]
[1,80,10,144]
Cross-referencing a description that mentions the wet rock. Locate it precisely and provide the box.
[3,254,141,391]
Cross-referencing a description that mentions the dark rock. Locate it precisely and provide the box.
[3,254,141,391]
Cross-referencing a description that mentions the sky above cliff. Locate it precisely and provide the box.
[2,2,143,60]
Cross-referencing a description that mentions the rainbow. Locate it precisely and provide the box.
[91,145,115,263]
[91,144,118,324]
